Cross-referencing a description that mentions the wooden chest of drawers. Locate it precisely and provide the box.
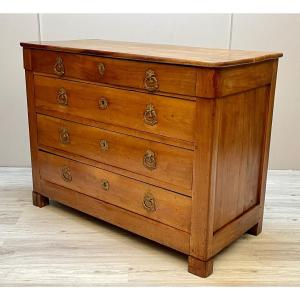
[21,39,282,277]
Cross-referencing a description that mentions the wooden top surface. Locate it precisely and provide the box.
[21,39,282,68]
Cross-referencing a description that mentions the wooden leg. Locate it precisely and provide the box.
[188,256,213,278]
[32,191,49,208]
[247,222,263,236]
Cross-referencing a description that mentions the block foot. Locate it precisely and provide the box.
[188,256,213,278]
[32,191,49,208]
[247,222,262,236]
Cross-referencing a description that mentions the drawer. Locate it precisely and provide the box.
[31,50,197,96]
[38,151,191,232]
[37,114,193,191]
[34,75,196,142]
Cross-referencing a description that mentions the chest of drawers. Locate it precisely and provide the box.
[21,39,282,277]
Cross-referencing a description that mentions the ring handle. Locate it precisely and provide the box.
[144,103,157,126]
[61,166,72,182]
[57,88,68,106]
[54,56,65,76]
[143,149,156,170]
[144,69,159,92]
[143,192,156,212]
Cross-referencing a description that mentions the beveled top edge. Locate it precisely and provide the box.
[20,39,283,68]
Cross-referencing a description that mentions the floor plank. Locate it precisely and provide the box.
[0,168,299,286]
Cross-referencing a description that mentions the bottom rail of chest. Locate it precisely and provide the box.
[38,179,191,254]
[34,178,261,278]
[33,173,262,278]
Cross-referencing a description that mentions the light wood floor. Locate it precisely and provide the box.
[0,168,299,286]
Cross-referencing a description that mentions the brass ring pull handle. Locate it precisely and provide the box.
[59,128,70,144]
[99,97,108,109]
[99,139,109,151]
[101,179,110,191]
[144,103,157,126]
[98,63,105,77]
[143,149,156,170]
[57,88,68,106]
[143,192,156,212]
[61,166,72,182]
[54,56,65,76]
[144,69,159,92]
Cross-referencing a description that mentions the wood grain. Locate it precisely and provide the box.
[212,205,260,256]
[24,57,41,193]
[34,75,196,142]
[32,191,49,208]
[20,39,282,67]
[215,61,274,97]
[189,62,279,276]
[256,60,279,233]
[0,168,299,286]
[190,97,219,261]
[188,256,213,278]
[38,145,192,197]
[37,114,194,192]
[38,151,191,232]
[21,40,282,278]
[30,49,197,96]
[213,86,269,232]
[196,61,274,98]
[40,179,190,255]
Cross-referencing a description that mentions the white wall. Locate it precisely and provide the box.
[231,14,300,169]
[0,14,39,167]
[40,14,230,48]
[0,14,299,169]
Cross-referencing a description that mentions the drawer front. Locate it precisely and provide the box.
[31,50,197,96]
[34,75,195,142]
[37,115,193,191]
[38,151,191,232]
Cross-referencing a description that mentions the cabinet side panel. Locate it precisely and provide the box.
[24,48,41,193]
[216,61,273,97]
[256,60,278,229]
[25,69,41,192]
[213,86,269,232]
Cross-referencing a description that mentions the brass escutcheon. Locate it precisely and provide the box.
[54,56,65,76]
[57,88,68,106]
[99,97,108,109]
[101,179,109,191]
[98,63,105,77]
[143,149,156,170]
[59,128,70,144]
[61,166,72,182]
[144,69,159,92]
[144,103,157,126]
[143,192,156,212]
[99,139,109,151]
